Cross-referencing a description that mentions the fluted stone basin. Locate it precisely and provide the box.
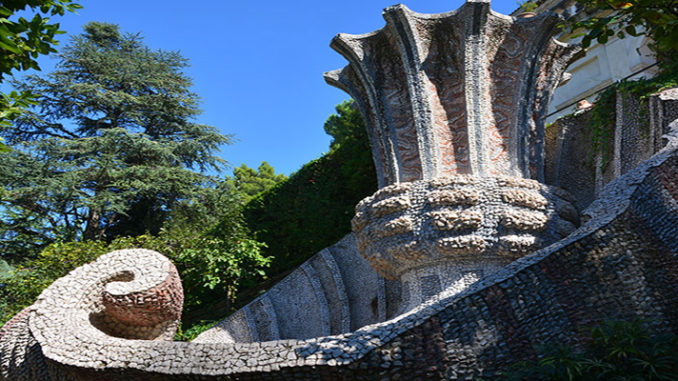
[352,175,578,310]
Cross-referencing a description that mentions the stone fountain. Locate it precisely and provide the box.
[1,1,677,380]
[325,0,582,311]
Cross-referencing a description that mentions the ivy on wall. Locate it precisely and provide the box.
[587,62,678,170]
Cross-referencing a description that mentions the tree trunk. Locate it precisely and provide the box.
[82,207,103,241]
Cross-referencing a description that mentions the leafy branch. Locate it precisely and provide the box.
[566,1,678,65]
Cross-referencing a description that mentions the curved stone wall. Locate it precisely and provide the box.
[0,129,676,381]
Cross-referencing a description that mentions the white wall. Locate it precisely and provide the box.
[546,32,656,124]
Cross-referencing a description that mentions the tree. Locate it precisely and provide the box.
[569,0,678,65]
[323,100,374,191]
[0,0,81,147]
[323,100,368,148]
[0,22,230,260]
[230,162,286,199]
[0,173,270,332]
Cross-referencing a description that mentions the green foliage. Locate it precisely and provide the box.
[0,259,12,281]
[162,183,272,329]
[0,90,36,130]
[0,22,230,259]
[589,86,617,168]
[107,230,269,312]
[568,0,678,65]
[499,319,678,380]
[173,236,268,307]
[587,61,678,170]
[0,0,81,78]
[0,226,269,330]
[230,162,287,200]
[174,320,217,342]
[236,100,376,274]
[162,179,244,236]
[517,1,539,13]
[0,240,110,323]
[323,100,369,148]
[0,0,81,148]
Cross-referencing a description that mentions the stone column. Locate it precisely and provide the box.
[325,0,583,313]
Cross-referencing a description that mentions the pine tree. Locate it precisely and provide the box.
[0,22,230,259]
[323,100,368,149]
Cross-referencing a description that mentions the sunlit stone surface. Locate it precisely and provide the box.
[1,1,677,380]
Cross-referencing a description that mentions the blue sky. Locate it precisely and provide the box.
[23,0,519,176]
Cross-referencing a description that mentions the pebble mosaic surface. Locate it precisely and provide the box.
[352,175,579,280]
[0,130,676,381]
[0,0,676,378]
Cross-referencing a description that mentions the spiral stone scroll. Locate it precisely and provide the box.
[0,249,183,379]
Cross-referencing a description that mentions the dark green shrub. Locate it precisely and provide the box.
[500,319,678,381]
[235,101,376,274]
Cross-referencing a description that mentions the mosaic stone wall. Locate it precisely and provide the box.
[0,126,675,381]
[545,87,678,212]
